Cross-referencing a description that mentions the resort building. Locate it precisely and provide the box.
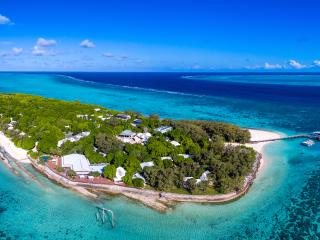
[155,126,172,134]
[170,140,180,147]
[200,171,210,181]
[116,114,131,121]
[89,163,108,173]
[140,161,154,169]
[161,156,173,161]
[57,131,90,147]
[117,130,151,145]
[61,154,91,175]
[178,154,193,159]
[114,167,126,182]
[119,130,136,138]
[132,173,146,183]
[132,119,142,125]
[183,176,194,182]
[76,114,89,120]
[136,132,152,143]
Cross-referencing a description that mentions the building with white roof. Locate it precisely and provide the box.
[200,171,210,181]
[178,154,193,159]
[116,114,131,120]
[170,140,180,147]
[89,163,108,173]
[61,154,91,175]
[132,173,146,183]
[114,167,126,182]
[140,161,154,169]
[161,156,173,161]
[57,131,90,147]
[155,126,172,134]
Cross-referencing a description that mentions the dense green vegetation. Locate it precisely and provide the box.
[0,94,255,194]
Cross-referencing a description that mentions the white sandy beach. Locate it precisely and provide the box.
[0,131,29,162]
[246,129,283,171]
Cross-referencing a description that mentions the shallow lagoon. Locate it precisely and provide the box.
[0,73,319,239]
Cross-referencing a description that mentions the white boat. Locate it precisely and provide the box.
[301,139,315,147]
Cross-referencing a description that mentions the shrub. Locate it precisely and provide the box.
[66,169,77,178]
[132,178,144,188]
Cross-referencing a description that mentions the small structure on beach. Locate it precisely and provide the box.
[61,154,91,175]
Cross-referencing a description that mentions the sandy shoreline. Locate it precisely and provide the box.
[0,132,29,162]
[0,129,283,212]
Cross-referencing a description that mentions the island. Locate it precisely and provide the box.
[0,93,271,211]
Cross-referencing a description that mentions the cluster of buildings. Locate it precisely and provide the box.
[57,131,90,147]
[59,153,150,184]
[117,130,152,145]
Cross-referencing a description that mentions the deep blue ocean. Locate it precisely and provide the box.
[0,72,319,239]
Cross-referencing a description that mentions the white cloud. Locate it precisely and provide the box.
[80,39,95,48]
[12,47,23,56]
[288,60,307,69]
[37,37,57,47]
[0,14,11,25]
[264,62,283,70]
[32,46,47,56]
[32,37,57,56]
[102,52,113,57]
[313,60,320,67]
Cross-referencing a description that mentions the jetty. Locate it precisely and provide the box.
[250,132,319,144]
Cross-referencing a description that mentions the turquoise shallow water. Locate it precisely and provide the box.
[0,73,319,239]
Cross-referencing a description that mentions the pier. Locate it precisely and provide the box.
[250,134,313,144]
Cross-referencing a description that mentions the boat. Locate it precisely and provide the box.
[301,139,315,147]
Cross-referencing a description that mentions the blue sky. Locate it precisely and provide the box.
[0,0,320,71]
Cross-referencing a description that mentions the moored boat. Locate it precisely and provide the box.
[301,139,315,147]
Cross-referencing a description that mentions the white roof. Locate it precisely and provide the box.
[114,167,126,182]
[61,154,91,174]
[140,161,154,169]
[133,173,146,183]
[200,171,210,181]
[89,163,108,173]
[161,156,172,161]
[155,126,172,133]
[178,154,193,159]
[170,140,180,147]
[183,177,193,182]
